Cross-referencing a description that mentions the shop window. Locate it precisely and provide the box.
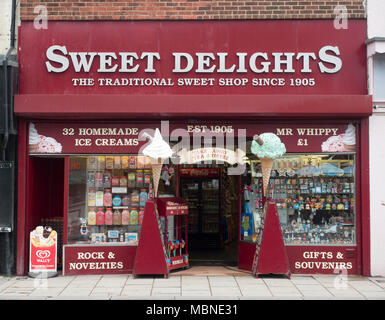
[67,155,176,245]
[241,154,356,246]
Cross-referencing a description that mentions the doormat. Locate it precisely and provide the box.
[169,266,252,277]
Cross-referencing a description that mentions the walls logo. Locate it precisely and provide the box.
[36,250,51,259]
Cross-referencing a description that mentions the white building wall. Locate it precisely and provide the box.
[0,0,13,54]
[369,114,385,276]
[367,0,385,276]
[0,0,20,54]
[367,0,385,39]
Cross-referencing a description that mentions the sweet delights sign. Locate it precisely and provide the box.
[19,21,367,95]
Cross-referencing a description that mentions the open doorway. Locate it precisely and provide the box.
[179,165,239,266]
[26,156,65,271]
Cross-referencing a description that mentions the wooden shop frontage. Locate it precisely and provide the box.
[14,20,371,277]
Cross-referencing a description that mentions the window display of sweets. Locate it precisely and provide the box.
[68,155,152,245]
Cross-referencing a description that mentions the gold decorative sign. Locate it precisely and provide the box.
[178,148,245,165]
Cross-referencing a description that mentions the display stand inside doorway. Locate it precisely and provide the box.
[252,200,291,278]
[156,197,189,271]
[133,199,169,278]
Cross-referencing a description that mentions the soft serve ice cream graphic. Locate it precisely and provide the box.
[321,123,356,152]
[29,123,63,153]
[341,124,356,151]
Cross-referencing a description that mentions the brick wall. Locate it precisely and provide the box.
[20,0,366,21]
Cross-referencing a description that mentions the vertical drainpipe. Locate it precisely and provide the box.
[1,0,16,161]
[0,0,17,276]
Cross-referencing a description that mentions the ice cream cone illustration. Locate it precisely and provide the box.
[151,158,164,198]
[142,128,173,197]
[342,124,356,152]
[260,158,274,195]
[251,133,286,196]
[29,123,41,153]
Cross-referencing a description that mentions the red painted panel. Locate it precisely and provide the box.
[14,94,372,117]
[18,21,367,95]
[238,241,256,271]
[286,246,357,274]
[25,120,362,154]
[359,118,370,276]
[16,119,27,276]
[63,245,136,275]
[239,245,358,275]
[133,200,168,277]
[253,202,290,277]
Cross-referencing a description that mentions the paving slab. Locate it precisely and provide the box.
[359,291,385,299]
[327,288,365,298]
[0,273,383,300]
[262,279,296,287]
[181,290,212,296]
[210,288,242,296]
[29,288,65,297]
[151,287,181,294]
[91,287,123,295]
[121,289,152,296]
[59,287,93,296]
[123,284,153,290]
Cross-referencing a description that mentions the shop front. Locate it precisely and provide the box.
[15,20,371,276]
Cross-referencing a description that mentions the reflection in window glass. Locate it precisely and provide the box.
[241,154,356,246]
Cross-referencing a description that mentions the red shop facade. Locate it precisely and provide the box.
[14,20,372,276]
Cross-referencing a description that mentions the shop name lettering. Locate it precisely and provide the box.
[68,251,124,271]
[62,127,140,147]
[295,251,353,270]
[45,45,342,88]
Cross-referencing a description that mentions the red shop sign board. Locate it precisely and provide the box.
[63,245,137,275]
[286,246,357,275]
[156,197,189,216]
[18,21,366,96]
[27,121,357,155]
[179,168,220,178]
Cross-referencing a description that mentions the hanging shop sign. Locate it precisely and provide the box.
[28,121,357,155]
[19,20,366,96]
[179,168,220,178]
[178,147,245,165]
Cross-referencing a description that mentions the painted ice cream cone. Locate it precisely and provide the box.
[151,159,164,198]
[29,123,41,153]
[251,133,286,197]
[342,124,356,152]
[260,158,274,195]
[142,128,173,198]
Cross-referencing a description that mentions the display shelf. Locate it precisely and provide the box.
[156,197,189,271]
[71,155,154,246]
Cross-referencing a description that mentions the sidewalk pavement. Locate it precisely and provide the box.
[1,270,385,300]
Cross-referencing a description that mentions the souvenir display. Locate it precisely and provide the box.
[244,154,356,245]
